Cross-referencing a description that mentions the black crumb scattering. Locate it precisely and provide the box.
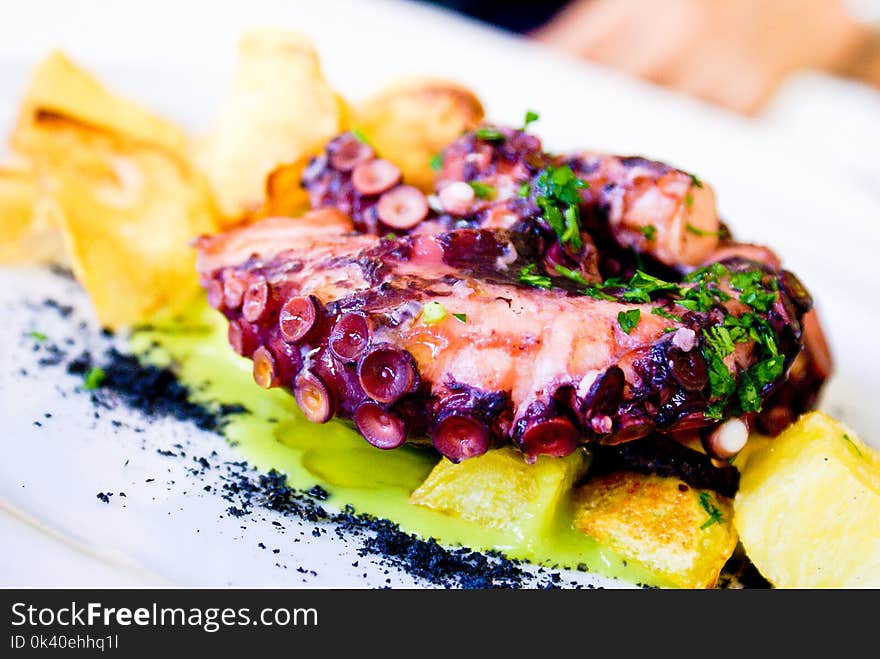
[40,306,582,589]
[215,464,570,589]
[66,348,245,433]
[42,298,74,318]
[306,485,329,501]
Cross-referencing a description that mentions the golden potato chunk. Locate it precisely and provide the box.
[573,472,738,588]
[410,447,588,543]
[735,412,880,588]
[356,78,484,191]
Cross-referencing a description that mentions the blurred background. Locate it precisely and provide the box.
[419,0,880,195]
[422,0,880,114]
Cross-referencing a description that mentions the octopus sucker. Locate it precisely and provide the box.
[197,125,830,462]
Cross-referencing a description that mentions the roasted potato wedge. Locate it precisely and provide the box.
[735,412,880,588]
[410,446,588,543]
[199,28,346,222]
[356,78,484,191]
[573,472,738,588]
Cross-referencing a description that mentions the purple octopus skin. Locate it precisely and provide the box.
[298,127,830,438]
[196,203,812,462]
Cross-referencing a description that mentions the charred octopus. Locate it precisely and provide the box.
[196,126,830,463]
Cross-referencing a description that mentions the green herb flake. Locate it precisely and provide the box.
[517,182,531,197]
[83,367,106,391]
[704,326,735,358]
[684,194,694,208]
[842,433,863,458]
[429,152,443,172]
[468,181,496,200]
[690,173,704,188]
[560,205,583,249]
[554,265,617,300]
[698,492,725,529]
[351,127,371,145]
[522,110,540,130]
[383,232,398,241]
[554,264,591,287]
[518,264,552,289]
[704,403,725,420]
[685,223,724,237]
[421,301,447,325]
[534,165,588,248]
[651,307,681,322]
[452,313,468,323]
[27,330,48,342]
[621,270,680,303]
[475,126,505,142]
[617,309,641,335]
[705,349,736,403]
[640,225,657,241]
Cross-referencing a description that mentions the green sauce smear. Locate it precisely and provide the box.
[131,296,665,587]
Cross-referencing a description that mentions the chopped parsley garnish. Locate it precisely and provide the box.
[429,152,443,172]
[554,265,616,300]
[738,356,785,412]
[534,165,588,250]
[704,326,735,358]
[475,126,505,142]
[683,262,728,283]
[27,330,48,342]
[729,269,776,312]
[421,301,447,325]
[617,309,641,335]
[553,264,592,287]
[560,205,580,246]
[522,110,540,130]
[684,194,693,208]
[677,263,731,312]
[685,223,723,237]
[621,270,679,303]
[452,313,468,323]
[640,225,657,241]
[517,182,531,197]
[692,267,783,416]
[690,173,704,188]
[351,127,371,145]
[383,232,398,240]
[518,264,552,289]
[651,307,681,322]
[698,492,724,529]
[83,367,106,391]
[723,313,777,355]
[468,181,496,200]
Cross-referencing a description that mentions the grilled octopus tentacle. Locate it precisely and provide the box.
[196,207,813,462]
